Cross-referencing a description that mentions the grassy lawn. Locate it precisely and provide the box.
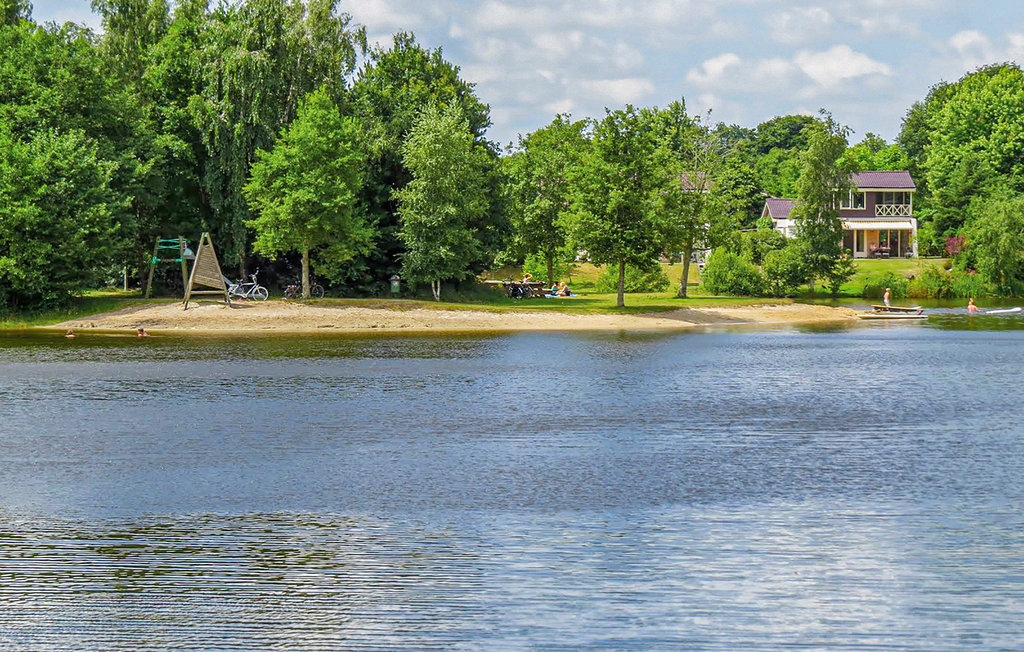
[0,290,171,329]
[480,261,701,292]
[316,292,780,316]
[819,257,948,298]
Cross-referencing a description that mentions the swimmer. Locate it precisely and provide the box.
[967,298,979,314]
[136,327,149,337]
[65,329,75,338]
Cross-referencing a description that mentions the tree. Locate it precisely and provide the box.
[755,114,818,154]
[654,104,729,297]
[244,87,369,298]
[568,106,665,308]
[793,114,852,290]
[0,128,125,308]
[841,133,909,172]
[2,0,32,25]
[350,32,494,292]
[965,194,1024,296]
[504,114,586,285]
[396,102,492,301]
[762,242,809,297]
[189,0,366,271]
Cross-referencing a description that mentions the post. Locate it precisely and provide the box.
[144,238,159,298]
[179,237,189,295]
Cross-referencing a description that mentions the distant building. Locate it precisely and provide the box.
[762,170,917,258]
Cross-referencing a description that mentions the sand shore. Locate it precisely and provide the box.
[51,299,858,333]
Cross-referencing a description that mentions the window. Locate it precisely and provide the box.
[841,190,866,209]
[878,191,909,205]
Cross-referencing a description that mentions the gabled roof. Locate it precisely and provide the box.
[679,171,711,192]
[764,197,795,220]
[851,170,916,190]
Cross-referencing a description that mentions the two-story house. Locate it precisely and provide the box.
[761,170,917,258]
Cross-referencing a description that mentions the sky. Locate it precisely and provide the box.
[31,0,1024,148]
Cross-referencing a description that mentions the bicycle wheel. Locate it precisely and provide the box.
[310,284,324,298]
[253,286,269,301]
[283,286,296,299]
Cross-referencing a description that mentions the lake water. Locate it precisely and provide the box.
[1,317,1023,650]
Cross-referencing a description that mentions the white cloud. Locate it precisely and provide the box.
[686,53,742,85]
[794,45,892,86]
[576,78,656,104]
[766,7,834,45]
[346,0,425,30]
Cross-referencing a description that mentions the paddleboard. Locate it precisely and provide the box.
[985,307,1022,315]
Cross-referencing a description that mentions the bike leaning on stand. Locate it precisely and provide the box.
[283,276,325,299]
[226,269,269,301]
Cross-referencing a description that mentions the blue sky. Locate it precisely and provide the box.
[32,1,1024,147]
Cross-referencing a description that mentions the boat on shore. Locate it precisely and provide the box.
[857,304,926,319]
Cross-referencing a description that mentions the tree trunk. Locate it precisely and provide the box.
[678,245,693,298]
[432,279,441,301]
[617,258,625,308]
[809,277,815,294]
[546,254,554,286]
[301,247,310,299]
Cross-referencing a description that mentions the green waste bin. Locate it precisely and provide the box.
[389,274,400,296]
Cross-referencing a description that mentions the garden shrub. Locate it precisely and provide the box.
[863,271,909,299]
[908,265,953,299]
[762,243,808,297]
[950,270,991,298]
[701,249,764,296]
[595,264,670,293]
[738,229,786,265]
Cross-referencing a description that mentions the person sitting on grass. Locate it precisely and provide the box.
[557,282,572,297]
[548,281,559,296]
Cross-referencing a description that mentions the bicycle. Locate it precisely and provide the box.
[227,269,269,301]
[502,277,534,299]
[283,276,324,299]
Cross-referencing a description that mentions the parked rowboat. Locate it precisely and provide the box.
[870,304,924,314]
[857,312,927,320]
[857,304,927,319]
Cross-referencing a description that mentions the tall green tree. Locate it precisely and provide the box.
[244,87,370,298]
[793,114,852,289]
[965,194,1024,296]
[188,0,365,271]
[505,114,586,284]
[1,0,31,25]
[396,103,492,301]
[654,104,729,298]
[0,128,125,308]
[349,32,493,292]
[569,106,665,308]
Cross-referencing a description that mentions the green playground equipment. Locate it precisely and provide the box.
[144,236,195,298]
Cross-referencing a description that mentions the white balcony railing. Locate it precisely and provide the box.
[876,204,912,217]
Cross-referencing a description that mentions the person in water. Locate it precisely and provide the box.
[883,287,891,307]
[64,329,75,338]
[137,327,149,337]
[967,298,979,314]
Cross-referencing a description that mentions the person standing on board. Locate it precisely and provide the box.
[967,298,979,314]
[883,287,891,307]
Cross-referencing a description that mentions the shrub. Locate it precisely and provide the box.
[762,243,809,297]
[863,271,909,299]
[701,249,764,296]
[595,264,670,293]
[950,270,991,298]
[945,235,965,257]
[738,229,787,265]
[523,252,575,284]
[908,265,953,299]
[824,251,856,297]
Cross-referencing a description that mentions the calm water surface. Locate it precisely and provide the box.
[1,318,1022,650]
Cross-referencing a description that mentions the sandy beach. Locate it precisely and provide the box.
[51,299,858,333]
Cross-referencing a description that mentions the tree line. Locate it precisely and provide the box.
[3,0,1024,311]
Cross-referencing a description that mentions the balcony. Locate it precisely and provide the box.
[875,203,911,217]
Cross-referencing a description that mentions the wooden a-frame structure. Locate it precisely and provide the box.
[183,232,230,309]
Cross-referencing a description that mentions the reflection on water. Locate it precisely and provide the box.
[1,326,1023,649]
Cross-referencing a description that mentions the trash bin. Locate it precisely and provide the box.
[389,274,401,296]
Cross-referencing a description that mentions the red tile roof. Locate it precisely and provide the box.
[764,198,795,219]
[851,170,916,190]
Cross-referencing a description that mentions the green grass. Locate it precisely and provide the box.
[0,290,173,329]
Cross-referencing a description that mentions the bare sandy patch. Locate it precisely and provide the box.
[51,299,858,333]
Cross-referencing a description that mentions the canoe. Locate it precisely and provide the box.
[870,304,924,313]
[857,312,927,320]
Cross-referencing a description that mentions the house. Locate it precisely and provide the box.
[762,170,917,258]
